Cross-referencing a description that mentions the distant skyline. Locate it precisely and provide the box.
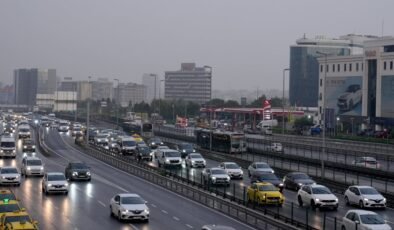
[1,0,393,90]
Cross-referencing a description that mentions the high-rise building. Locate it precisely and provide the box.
[114,83,147,107]
[14,68,56,106]
[142,73,159,103]
[289,35,377,107]
[59,78,91,101]
[164,63,212,104]
[92,78,113,101]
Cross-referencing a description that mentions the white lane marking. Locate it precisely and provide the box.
[186,224,193,228]
[98,201,106,207]
[129,224,140,230]
[161,209,168,214]
[173,216,180,221]
[57,135,256,230]
[151,204,157,208]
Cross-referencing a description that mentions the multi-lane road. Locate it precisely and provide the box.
[0,125,254,230]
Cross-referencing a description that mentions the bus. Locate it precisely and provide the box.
[196,129,246,154]
[142,122,153,138]
[122,122,153,138]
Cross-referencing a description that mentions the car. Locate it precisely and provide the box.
[135,145,152,162]
[0,210,39,230]
[337,84,362,111]
[71,126,84,137]
[344,186,386,209]
[297,184,338,210]
[0,167,21,186]
[114,136,137,155]
[246,182,284,206]
[247,162,274,177]
[148,137,164,149]
[21,156,44,177]
[201,225,236,230]
[202,168,230,186]
[266,143,283,152]
[156,149,182,168]
[42,172,69,195]
[250,173,284,192]
[218,162,243,179]
[65,162,91,181]
[109,193,149,222]
[174,143,196,158]
[0,199,22,213]
[352,157,380,169]
[0,190,17,201]
[94,133,110,146]
[22,138,36,152]
[342,210,392,230]
[185,153,206,168]
[57,120,69,132]
[17,125,30,139]
[0,136,16,158]
[283,172,316,191]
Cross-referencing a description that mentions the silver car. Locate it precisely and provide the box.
[110,193,149,222]
[247,162,274,177]
[185,153,206,168]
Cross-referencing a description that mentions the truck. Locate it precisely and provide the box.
[337,84,362,111]
[257,120,278,135]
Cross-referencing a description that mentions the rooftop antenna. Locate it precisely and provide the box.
[303,33,306,39]
[381,19,384,37]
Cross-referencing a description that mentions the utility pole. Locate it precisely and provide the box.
[114,79,120,130]
[86,76,91,144]
[282,68,290,134]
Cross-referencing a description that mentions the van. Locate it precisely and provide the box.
[156,149,182,167]
[0,136,16,158]
[18,125,31,139]
[21,157,44,177]
[115,136,137,155]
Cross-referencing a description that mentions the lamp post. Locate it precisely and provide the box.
[316,51,333,179]
[74,83,77,122]
[86,76,92,144]
[159,79,164,115]
[150,74,158,113]
[282,68,290,134]
[114,79,120,130]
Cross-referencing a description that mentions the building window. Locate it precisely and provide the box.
[319,93,322,101]
[338,64,340,72]
[320,79,322,86]
[349,63,352,72]
[362,63,364,71]
[344,63,347,72]
[391,61,393,70]
[332,64,335,72]
[326,64,329,72]
[320,65,323,72]
[384,61,387,70]
[319,106,322,114]
[356,63,359,71]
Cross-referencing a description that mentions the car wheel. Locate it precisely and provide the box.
[45,188,49,195]
[359,200,364,209]
[117,211,122,221]
[65,191,68,195]
[247,194,251,203]
[341,226,346,230]
[17,183,20,187]
[298,196,303,207]
[344,196,350,206]
[248,171,251,177]
[145,218,149,223]
[310,200,316,210]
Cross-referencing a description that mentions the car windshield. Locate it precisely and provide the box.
[151,138,162,143]
[180,144,193,149]
[190,154,202,159]
[121,196,145,205]
[70,163,88,169]
[1,142,15,148]
[211,169,227,175]
[0,204,19,213]
[312,187,331,194]
[256,163,270,169]
[258,184,278,191]
[23,140,33,145]
[0,194,16,201]
[74,127,81,131]
[47,174,66,181]
[293,173,310,179]
[158,146,169,149]
[97,134,107,138]
[27,160,42,166]
[4,215,31,225]
[164,152,181,157]
[225,163,240,169]
[139,147,150,154]
[1,168,18,174]
[59,122,68,126]
[123,141,136,147]
[19,128,29,132]
[259,174,278,180]
[360,187,379,195]
[360,214,385,224]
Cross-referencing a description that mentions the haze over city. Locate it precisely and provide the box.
[1,0,394,90]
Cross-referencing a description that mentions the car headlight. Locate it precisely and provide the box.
[335,199,338,202]
[182,150,186,152]
[315,198,320,202]
[0,150,3,153]
[105,139,109,142]
[12,150,15,153]
[298,183,303,186]
[271,170,275,173]
[27,167,31,171]
[151,142,155,145]
[23,146,27,148]
[65,183,68,186]
[121,210,128,214]
[15,175,19,179]
[48,183,53,187]
[72,172,78,176]
[240,171,243,175]
[32,145,36,148]
[211,176,216,180]
[364,198,369,201]
[165,159,170,162]
[226,176,230,180]
[144,209,150,214]
[279,183,284,187]
[40,167,44,170]
[383,198,386,202]
[87,172,91,176]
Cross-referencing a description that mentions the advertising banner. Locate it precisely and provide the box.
[381,75,394,118]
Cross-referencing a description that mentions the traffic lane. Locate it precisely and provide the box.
[55,131,255,230]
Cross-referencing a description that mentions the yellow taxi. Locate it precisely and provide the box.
[247,182,285,206]
[0,199,22,214]
[0,210,38,230]
[132,134,145,144]
[0,191,16,202]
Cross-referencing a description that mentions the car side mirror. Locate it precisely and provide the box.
[354,220,360,224]
[21,208,26,211]
[144,200,148,204]
[307,191,311,194]
[116,201,120,205]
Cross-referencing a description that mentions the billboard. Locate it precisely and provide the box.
[325,76,363,116]
[381,75,394,118]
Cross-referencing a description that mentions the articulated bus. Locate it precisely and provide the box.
[196,129,246,154]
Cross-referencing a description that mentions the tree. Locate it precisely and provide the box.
[224,100,240,108]
[207,98,225,107]
[249,95,267,107]
[270,97,283,107]
[294,116,314,128]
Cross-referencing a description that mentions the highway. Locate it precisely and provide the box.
[0,125,255,230]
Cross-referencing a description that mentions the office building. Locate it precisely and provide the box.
[92,78,113,101]
[14,68,56,107]
[289,35,377,107]
[164,63,212,104]
[114,83,147,107]
[142,73,160,103]
[59,77,92,101]
[318,37,394,130]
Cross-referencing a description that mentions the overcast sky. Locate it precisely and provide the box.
[1,0,393,90]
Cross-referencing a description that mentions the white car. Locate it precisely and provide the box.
[109,193,149,222]
[352,157,380,169]
[342,210,392,230]
[247,162,274,177]
[219,162,243,179]
[156,149,182,167]
[344,186,386,209]
[202,168,231,186]
[0,167,21,186]
[42,172,68,195]
[185,153,206,168]
[297,184,338,210]
[266,143,283,152]
[94,134,109,145]
[21,156,44,177]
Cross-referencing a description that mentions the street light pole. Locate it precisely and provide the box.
[282,68,290,134]
[86,76,92,145]
[74,83,77,122]
[159,79,164,115]
[114,79,120,130]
